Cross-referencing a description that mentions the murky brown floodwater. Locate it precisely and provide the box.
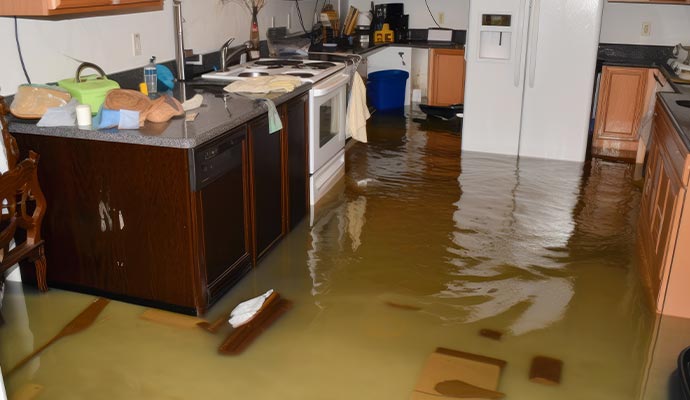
[2,111,689,399]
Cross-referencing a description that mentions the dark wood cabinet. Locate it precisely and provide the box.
[248,116,286,263]
[14,135,200,313]
[12,94,309,315]
[285,95,309,230]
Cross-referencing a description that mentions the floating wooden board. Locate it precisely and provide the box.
[411,347,506,399]
[529,356,563,386]
[139,309,206,329]
[218,292,292,355]
[384,301,422,311]
[479,329,503,341]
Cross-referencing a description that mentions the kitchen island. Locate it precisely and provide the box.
[8,82,311,316]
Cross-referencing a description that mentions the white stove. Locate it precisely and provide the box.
[201,58,346,83]
[202,57,352,210]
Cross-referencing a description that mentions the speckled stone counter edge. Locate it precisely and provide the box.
[8,84,311,149]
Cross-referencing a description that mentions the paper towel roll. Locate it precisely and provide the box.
[673,43,690,64]
[76,104,92,126]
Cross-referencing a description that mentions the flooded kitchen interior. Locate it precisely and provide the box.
[2,111,689,399]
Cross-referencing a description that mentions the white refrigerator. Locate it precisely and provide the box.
[462,0,604,162]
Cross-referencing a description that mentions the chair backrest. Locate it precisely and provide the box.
[0,96,46,258]
[0,96,18,173]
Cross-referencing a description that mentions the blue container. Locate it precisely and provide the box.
[367,70,409,111]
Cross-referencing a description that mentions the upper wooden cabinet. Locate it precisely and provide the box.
[0,0,162,16]
[428,48,466,106]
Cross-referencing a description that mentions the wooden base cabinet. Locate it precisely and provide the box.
[14,135,206,314]
[592,66,649,161]
[428,49,466,106]
[248,94,309,263]
[637,99,690,318]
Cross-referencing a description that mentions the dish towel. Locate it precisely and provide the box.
[228,289,274,328]
[347,73,370,143]
[260,98,283,134]
[224,75,302,94]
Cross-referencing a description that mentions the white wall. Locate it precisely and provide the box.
[347,0,469,30]
[600,2,690,45]
[0,0,318,95]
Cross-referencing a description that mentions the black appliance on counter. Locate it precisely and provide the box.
[371,2,408,43]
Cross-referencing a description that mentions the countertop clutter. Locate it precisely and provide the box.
[8,81,311,149]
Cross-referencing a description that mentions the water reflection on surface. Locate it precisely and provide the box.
[1,113,688,399]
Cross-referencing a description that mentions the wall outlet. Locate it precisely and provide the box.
[438,12,445,25]
[412,88,422,103]
[132,33,142,56]
[641,22,651,37]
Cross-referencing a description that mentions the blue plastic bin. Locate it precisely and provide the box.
[367,70,409,111]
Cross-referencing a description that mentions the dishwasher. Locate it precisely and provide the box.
[189,126,252,304]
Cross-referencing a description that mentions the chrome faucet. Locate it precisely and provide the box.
[220,39,253,71]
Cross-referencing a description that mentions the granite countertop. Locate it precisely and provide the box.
[659,93,690,150]
[8,81,311,149]
[353,41,464,56]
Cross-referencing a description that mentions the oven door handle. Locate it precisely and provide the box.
[312,73,350,97]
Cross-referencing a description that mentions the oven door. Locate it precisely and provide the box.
[309,72,348,175]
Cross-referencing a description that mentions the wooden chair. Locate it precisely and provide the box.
[0,95,48,291]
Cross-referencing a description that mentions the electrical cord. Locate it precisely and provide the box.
[294,0,323,35]
[295,0,307,33]
[14,17,32,85]
[425,0,442,28]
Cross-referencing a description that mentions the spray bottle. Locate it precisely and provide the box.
[144,56,157,97]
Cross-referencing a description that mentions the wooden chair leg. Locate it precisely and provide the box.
[35,246,48,292]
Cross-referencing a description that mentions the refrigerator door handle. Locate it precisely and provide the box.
[528,0,542,88]
[514,0,528,87]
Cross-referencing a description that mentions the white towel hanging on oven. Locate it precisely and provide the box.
[346,73,369,143]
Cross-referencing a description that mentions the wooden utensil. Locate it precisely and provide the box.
[3,297,110,377]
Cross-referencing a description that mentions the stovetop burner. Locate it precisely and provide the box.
[253,60,303,67]
[286,72,315,78]
[202,58,346,84]
[300,62,337,70]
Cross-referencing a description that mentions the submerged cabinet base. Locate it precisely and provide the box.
[637,98,690,318]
